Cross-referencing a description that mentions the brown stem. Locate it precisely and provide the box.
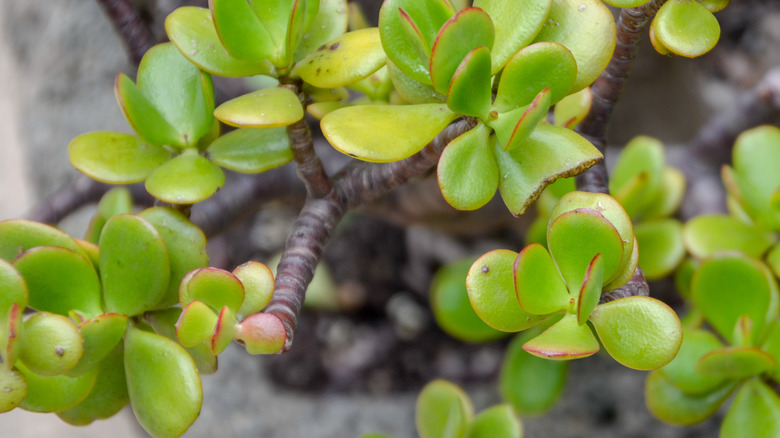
[575,0,667,194]
[94,0,157,66]
[600,267,650,303]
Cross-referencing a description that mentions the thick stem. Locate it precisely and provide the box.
[575,0,667,193]
[94,0,156,66]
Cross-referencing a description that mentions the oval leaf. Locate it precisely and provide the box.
[696,346,776,380]
[437,123,498,211]
[295,28,386,88]
[721,378,780,438]
[467,404,523,438]
[207,127,292,173]
[234,261,276,319]
[20,312,83,376]
[513,243,570,315]
[145,149,226,204]
[446,46,492,118]
[68,132,171,184]
[214,87,304,128]
[180,267,245,314]
[67,313,128,377]
[18,362,98,413]
[416,380,473,438]
[645,370,735,426]
[653,0,720,58]
[522,313,600,360]
[0,219,86,263]
[635,219,685,280]
[659,328,726,396]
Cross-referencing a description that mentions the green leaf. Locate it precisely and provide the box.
[68,132,171,184]
[609,135,665,218]
[577,254,604,325]
[84,188,134,244]
[210,0,275,61]
[522,313,600,359]
[18,361,98,413]
[125,326,202,438]
[295,28,386,88]
[379,0,456,84]
[0,259,28,320]
[429,7,494,95]
[493,124,602,215]
[532,0,616,92]
[145,149,226,204]
[763,323,780,381]
[635,219,685,280]
[430,258,508,343]
[513,243,570,315]
[493,88,553,152]
[234,261,276,320]
[466,250,547,332]
[653,0,720,58]
[416,379,473,438]
[601,0,650,7]
[474,0,552,73]
[19,312,83,376]
[207,127,292,173]
[139,207,210,309]
[100,214,170,316]
[466,404,523,438]
[659,328,726,396]
[692,253,779,345]
[322,103,457,162]
[13,246,102,318]
[437,123,498,210]
[590,296,683,370]
[234,313,287,355]
[176,301,218,347]
[0,219,86,263]
[0,367,26,413]
[641,167,686,221]
[387,59,445,104]
[495,42,577,111]
[645,370,735,426]
[211,306,237,355]
[143,308,218,375]
[134,43,215,148]
[295,0,350,61]
[553,87,592,129]
[215,87,304,128]
[180,267,245,314]
[721,378,780,438]
[446,46,492,117]
[115,74,181,147]
[57,343,129,425]
[165,7,275,77]
[700,0,730,12]
[500,332,568,415]
[547,208,624,291]
[696,347,776,380]
[683,214,776,259]
[67,313,128,377]
[732,125,780,230]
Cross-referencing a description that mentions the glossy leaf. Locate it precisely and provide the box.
[18,362,97,413]
[139,207,210,309]
[437,123,498,211]
[653,0,720,58]
[145,149,226,204]
[732,125,780,229]
[211,306,237,355]
[180,267,245,314]
[0,304,22,369]
[430,258,507,343]
[494,89,553,152]
[590,296,683,370]
[387,59,445,104]
[466,404,523,438]
[547,208,624,291]
[57,344,129,425]
[696,347,776,380]
[234,261,275,319]
[295,0,350,61]
[683,214,776,259]
[721,378,780,438]
[553,87,592,129]
[207,127,292,174]
[641,167,686,221]
[295,28,385,88]
[493,124,602,215]
[446,46,492,117]
[322,103,457,162]
[210,0,275,61]
[416,379,473,438]
[13,246,102,318]
[645,370,735,426]
[692,253,779,345]
[176,301,218,347]
[165,7,275,77]
[19,312,83,376]
[467,250,546,332]
[0,367,26,413]
[0,219,83,263]
[577,254,604,325]
[67,313,128,377]
[609,135,664,218]
[523,313,599,359]
[84,188,133,244]
[114,73,181,147]
[500,331,568,415]
[68,132,171,184]
[234,313,287,355]
[100,214,170,316]
[429,7,494,95]
[495,42,577,111]
[143,308,218,375]
[635,219,685,280]
[125,326,202,438]
[474,0,552,72]
[603,235,639,292]
[532,0,616,92]
[0,259,27,319]
[659,328,726,396]
[215,87,303,128]
[379,0,456,84]
[513,243,570,315]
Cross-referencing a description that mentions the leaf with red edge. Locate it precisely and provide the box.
[522,313,600,360]
[446,46,492,118]
[577,253,604,325]
[437,123,497,211]
[513,243,570,315]
[495,42,576,111]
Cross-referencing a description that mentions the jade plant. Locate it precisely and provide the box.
[2,0,766,436]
